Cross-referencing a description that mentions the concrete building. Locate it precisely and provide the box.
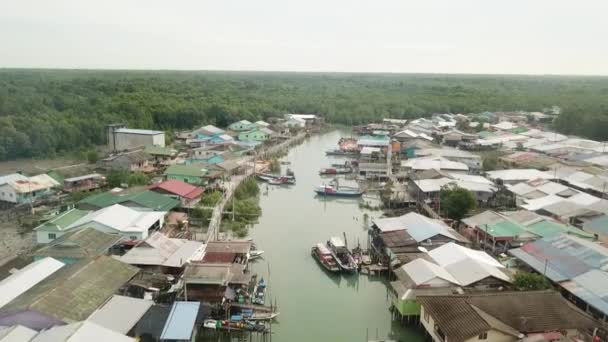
[107,124,165,151]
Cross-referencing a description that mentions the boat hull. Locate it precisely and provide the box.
[314,189,362,197]
[311,247,341,272]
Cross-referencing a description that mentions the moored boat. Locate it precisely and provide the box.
[319,167,352,175]
[252,278,266,305]
[311,243,341,272]
[314,184,362,197]
[257,173,296,184]
[325,149,359,157]
[249,250,265,259]
[326,237,358,273]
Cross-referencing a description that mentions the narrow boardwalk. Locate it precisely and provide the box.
[206,133,307,242]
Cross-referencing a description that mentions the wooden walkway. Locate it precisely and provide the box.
[206,133,307,242]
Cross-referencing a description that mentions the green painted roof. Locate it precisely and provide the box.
[144,145,177,156]
[509,127,529,134]
[477,131,495,138]
[33,228,122,259]
[123,190,180,211]
[79,192,121,208]
[164,165,207,178]
[526,220,594,239]
[47,170,64,184]
[78,190,179,211]
[35,209,91,232]
[484,220,526,238]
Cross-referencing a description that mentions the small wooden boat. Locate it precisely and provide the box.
[257,173,296,184]
[249,312,280,321]
[268,178,283,185]
[311,243,341,272]
[249,250,265,259]
[327,237,358,273]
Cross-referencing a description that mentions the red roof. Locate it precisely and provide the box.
[150,179,203,200]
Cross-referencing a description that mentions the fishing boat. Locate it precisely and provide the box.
[325,149,358,157]
[326,237,358,273]
[319,166,352,175]
[249,250,265,259]
[257,173,296,184]
[311,243,341,272]
[239,308,280,321]
[314,179,363,197]
[203,319,268,332]
[268,178,283,185]
[252,278,266,305]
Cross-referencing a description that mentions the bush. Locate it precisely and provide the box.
[128,172,149,186]
[235,178,260,200]
[86,150,99,164]
[514,272,552,290]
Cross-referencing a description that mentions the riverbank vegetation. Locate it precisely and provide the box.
[1,69,608,160]
[221,178,262,238]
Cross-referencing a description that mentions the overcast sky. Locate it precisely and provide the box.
[1,0,607,75]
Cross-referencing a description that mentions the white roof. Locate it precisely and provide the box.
[416,148,480,160]
[0,173,27,186]
[87,295,153,334]
[507,180,571,197]
[428,243,510,286]
[31,321,134,342]
[486,169,553,182]
[7,174,60,193]
[67,204,165,233]
[255,120,270,127]
[400,258,460,286]
[0,257,65,309]
[521,194,565,211]
[0,325,38,342]
[492,121,518,130]
[372,212,466,243]
[447,173,493,185]
[402,156,469,171]
[120,232,204,267]
[235,120,252,125]
[360,147,381,155]
[286,114,317,120]
[114,128,163,135]
[414,178,495,193]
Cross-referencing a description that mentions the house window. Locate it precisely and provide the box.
[478,332,488,340]
[129,236,138,240]
[48,233,57,240]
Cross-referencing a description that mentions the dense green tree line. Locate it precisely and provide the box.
[1,69,608,160]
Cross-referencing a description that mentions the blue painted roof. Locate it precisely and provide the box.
[563,269,608,316]
[583,215,608,236]
[510,234,608,282]
[160,301,200,340]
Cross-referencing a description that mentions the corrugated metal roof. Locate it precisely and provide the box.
[34,209,91,232]
[68,204,165,234]
[31,321,135,342]
[373,212,466,243]
[400,258,460,286]
[87,295,153,334]
[33,228,122,260]
[402,156,468,171]
[160,302,200,340]
[0,258,65,309]
[509,234,608,282]
[2,256,139,323]
[561,269,608,316]
[486,169,553,182]
[0,324,38,341]
[0,173,28,186]
[120,233,203,267]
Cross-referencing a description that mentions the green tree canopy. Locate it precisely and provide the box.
[513,271,552,291]
[439,184,477,221]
